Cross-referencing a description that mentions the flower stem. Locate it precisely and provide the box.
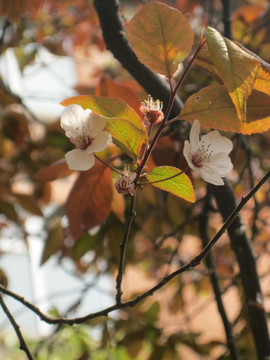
[115,193,136,304]
[135,39,205,183]
[94,154,124,175]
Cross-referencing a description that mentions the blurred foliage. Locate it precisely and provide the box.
[0,0,269,359]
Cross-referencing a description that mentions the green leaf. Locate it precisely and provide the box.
[145,301,160,324]
[145,166,195,202]
[206,26,260,122]
[126,1,194,78]
[180,84,270,134]
[61,95,147,159]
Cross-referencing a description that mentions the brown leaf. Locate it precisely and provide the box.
[35,160,74,182]
[66,163,113,240]
[13,194,43,216]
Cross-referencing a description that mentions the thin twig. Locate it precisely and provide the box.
[115,194,136,304]
[0,294,34,360]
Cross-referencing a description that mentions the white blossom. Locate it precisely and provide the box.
[183,120,233,185]
[60,104,112,171]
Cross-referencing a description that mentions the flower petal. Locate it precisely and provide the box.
[199,167,225,185]
[183,140,196,170]
[89,112,107,138]
[65,149,95,171]
[208,153,233,175]
[189,120,200,153]
[201,131,233,155]
[87,131,112,154]
[61,104,92,138]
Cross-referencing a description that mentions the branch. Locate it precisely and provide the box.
[199,191,239,360]
[1,169,269,327]
[93,0,183,118]
[0,294,34,360]
[221,0,232,39]
[210,174,270,359]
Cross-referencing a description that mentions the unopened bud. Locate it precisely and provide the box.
[115,172,137,196]
[140,95,164,125]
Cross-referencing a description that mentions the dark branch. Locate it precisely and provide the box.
[221,0,232,39]
[0,294,34,360]
[199,191,239,360]
[93,0,183,118]
[211,178,270,359]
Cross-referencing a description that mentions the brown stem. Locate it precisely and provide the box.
[0,294,34,360]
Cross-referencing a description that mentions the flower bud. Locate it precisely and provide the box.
[115,172,137,196]
[140,95,164,125]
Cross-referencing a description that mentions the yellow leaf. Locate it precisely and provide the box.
[206,27,260,122]
[180,85,270,134]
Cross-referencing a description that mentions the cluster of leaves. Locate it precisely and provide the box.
[0,0,269,359]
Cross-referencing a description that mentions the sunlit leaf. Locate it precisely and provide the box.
[126,1,194,78]
[35,160,73,182]
[61,95,147,159]
[206,27,260,122]
[254,67,270,94]
[180,84,270,134]
[195,41,270,97]
[145,166,195,202]
[66,163,113,240]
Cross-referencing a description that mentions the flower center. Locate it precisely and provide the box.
[192,142,213,168]
[71,135,92,150]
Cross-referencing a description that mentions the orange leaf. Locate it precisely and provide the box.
[206,27,260,123]
[180,84,270,134]
[126,1,194,78]
[96,77,142,117]
[254,67,270,94]
[35,160,73,182]
[66,163,113,240]
[232,5,264,24]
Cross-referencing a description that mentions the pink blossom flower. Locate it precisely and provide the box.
[61,104,112,171]
[183,120,233,185]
